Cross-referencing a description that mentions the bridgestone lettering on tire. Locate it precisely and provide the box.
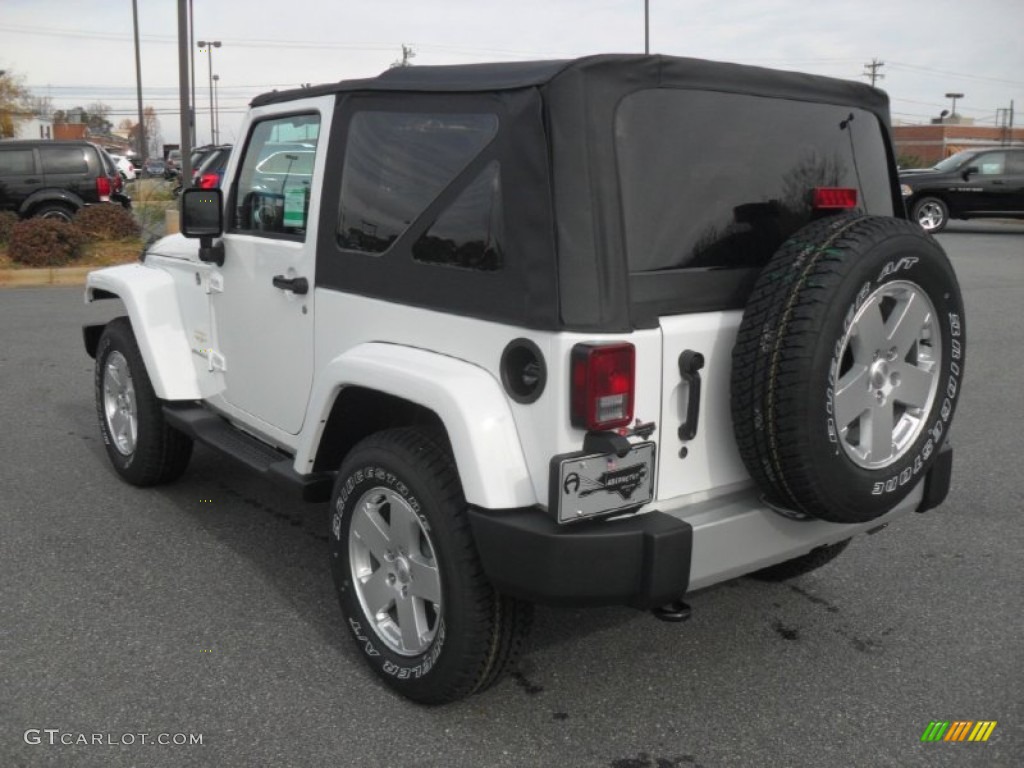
[731,215,965,523]
[329,427,532,704]
[94,317,193,486]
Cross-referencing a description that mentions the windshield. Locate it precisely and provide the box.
[932,151,973,172]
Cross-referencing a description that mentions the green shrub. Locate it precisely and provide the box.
[74,204,141,241]
[0,211,18,244]
[7,218,87,267]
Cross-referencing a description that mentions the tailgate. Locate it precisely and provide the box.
[656,311,750,501]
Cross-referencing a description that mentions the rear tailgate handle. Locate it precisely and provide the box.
[677,350,705,441]
[272,275,309,295]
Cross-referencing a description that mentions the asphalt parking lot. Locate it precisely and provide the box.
[1,221,1021,768]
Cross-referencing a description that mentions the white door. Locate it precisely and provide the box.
[209,107,327,434]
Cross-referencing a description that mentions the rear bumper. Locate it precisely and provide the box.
[470,444,952,607]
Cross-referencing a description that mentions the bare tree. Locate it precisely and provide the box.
[143,106,162,157]
[26,94,54,118]
[0,69,30,138]
[390,44,416,69]
[85,102,113,135]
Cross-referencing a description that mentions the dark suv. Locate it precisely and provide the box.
[900,147,1024,232]
[0,140,129,222]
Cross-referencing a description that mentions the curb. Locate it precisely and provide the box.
[0,266,93,288]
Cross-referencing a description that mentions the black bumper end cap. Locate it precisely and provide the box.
[467,507,692,610]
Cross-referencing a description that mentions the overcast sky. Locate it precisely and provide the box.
[2,0,1021,149]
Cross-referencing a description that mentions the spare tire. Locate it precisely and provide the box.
[731,214,965,523]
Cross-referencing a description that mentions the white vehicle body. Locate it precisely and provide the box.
[108,153,136,181]
[84,54,958,623]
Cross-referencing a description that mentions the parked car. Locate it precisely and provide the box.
[900,147,1024,232]
[84,54,964,705]
[107,153,137,182]
[0,139,129,222]
[142,158,166,178]
[192,145,232,189]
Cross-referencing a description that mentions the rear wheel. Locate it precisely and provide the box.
[94,317,193,486]
[33,202,75,223]
[330,427,532,704]
[912,196,949,233]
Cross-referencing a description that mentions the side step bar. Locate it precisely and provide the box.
[163,404,335,502]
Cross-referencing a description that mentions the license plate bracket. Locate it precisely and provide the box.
[548,442,656,524]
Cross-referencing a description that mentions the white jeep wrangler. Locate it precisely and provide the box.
[84,54,964,704]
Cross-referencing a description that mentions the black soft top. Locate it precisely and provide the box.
[270,55,896,331]
[251,53,888,118]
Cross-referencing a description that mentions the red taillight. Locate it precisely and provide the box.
[813,187,858,210]
[198,172,219,189]
[570,343,635,431]
[96,176,112,198]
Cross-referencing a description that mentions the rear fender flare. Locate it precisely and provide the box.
[21,189,85,216]
[299,343,536,510]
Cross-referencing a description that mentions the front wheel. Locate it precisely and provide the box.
[329,428,532,704]
[912,196,949,233]
[94,317,193,486]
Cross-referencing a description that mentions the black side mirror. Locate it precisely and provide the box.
[181,188,225,266]
[962,165,979,180]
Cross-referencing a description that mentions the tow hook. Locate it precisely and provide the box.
[652,600,692,623]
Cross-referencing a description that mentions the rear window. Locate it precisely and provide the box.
[337,112,498,254]
[40,146,90,175]
[0,148,35,174]
[615,90,895,273]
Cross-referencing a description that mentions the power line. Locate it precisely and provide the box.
[887,61,1024,87]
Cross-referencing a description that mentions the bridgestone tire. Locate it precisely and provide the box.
[749,539,851,581]
[94,317,193,486]
[329,427,533,704]
[731,215,965,523]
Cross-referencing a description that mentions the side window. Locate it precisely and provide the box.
[0,149,35,174]
[337,112,498,254]
[41,146,89,174]
[974,152,1005,176]
[232,113,320,239]
[1007,152,1024,175]
[413,161,503,271]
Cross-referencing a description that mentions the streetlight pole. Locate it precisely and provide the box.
[212,74,220,144]
[197,40,221,144]
[945,92,964,121]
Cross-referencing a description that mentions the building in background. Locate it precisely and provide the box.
[894,123,1024,166]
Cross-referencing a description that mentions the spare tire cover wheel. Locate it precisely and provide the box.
[730,214,965,524]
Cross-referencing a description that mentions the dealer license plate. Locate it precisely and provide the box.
[553,442,655,524]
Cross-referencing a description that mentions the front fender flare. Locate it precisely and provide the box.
[85,264,202,400]
[300,343,536,510]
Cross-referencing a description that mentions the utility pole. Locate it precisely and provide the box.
[177,0,192,182]
[132,0,146,159]
[862,58,885,88]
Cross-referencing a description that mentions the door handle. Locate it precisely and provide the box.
[677,350,705,441]
[272,275,309,295]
